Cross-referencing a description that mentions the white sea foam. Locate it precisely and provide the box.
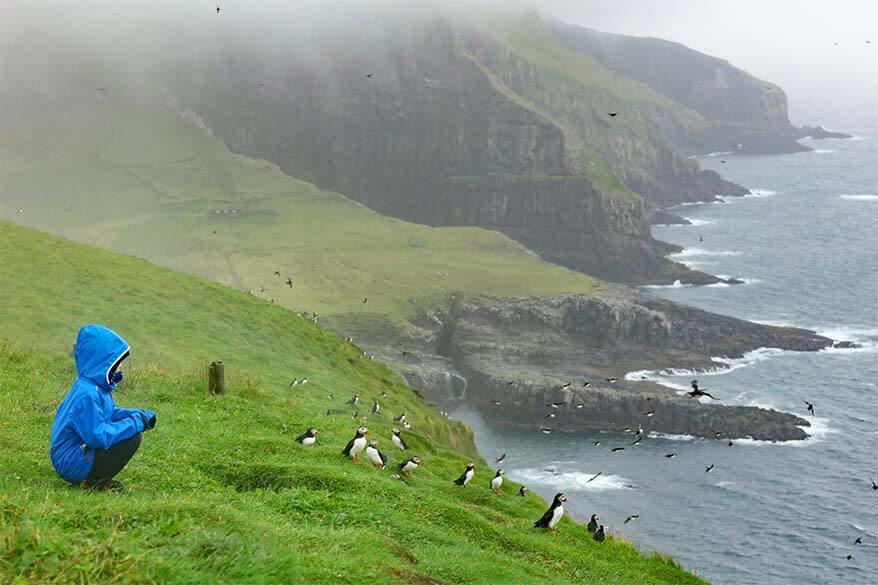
[746,189,777,197]
[839,194,878,201]
[513,468,634,491]
[683,218,715,226]
[669,248,742,259]
[812,149,835,154]
[640,280,693,290]
[647,432,700,442]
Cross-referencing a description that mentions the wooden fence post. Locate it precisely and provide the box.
[208,361,225,395]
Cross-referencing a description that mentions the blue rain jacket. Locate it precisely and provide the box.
[50,325,147,483]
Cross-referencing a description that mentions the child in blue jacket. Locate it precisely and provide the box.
[50,324,156,491]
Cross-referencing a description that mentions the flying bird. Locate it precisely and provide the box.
[728,439,734,447]
[855,537,862,544]
[688,380,718,400]
[534,493,567,531]
[804,400,814,415]
[286,277,293,288]
[582,381,591,387]
[366,73,374,78]
[607,113,618,117]
[871,476,878,490]
[274,270,281,276]
[631,437,642,446]
[586,472,602,483]
[611,447,625,453]
[362,297,368,304]
[605,377,618,383]
[495,453,506,464]
[559,382,571,389]
[705,464,715,473]
[644,410,655,417]
[624,514,639,524]
[665,453,677,459]
[541,428,554,434]
[575,403,584,409]
[593,440,601,446]
[216,6,220,14]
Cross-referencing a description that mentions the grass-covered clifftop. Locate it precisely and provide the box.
[0,221,706,584]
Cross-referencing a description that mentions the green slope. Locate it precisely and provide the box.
[0,221,706,584]
[0,65,599,328]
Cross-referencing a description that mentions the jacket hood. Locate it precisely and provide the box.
[74,324,130,390]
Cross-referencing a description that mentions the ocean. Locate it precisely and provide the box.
[451,106,877,584]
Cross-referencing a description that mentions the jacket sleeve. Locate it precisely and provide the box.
[111,407,143,422]
[73,394,145,450]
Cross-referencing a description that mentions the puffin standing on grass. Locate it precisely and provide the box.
[391,427,409,450]
[454,463,475,487]
[593,525,606,543]
[295,427,319,445]
[365,439,388,470]
[342,426,368,463]
[396,455,422,478]
[490,469,505,494]
[518,485,528,497]
[587,514,599,533]
[534,493,567,532]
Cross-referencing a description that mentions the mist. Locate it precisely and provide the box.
[532,0,878,127]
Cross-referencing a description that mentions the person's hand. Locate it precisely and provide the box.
[140,410,157,430]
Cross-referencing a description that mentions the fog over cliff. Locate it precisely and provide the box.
[533,0,878,126]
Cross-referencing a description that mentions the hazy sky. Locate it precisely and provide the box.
[533,0,878,126]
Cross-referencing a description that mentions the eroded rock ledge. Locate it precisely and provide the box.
[363,288,831,441]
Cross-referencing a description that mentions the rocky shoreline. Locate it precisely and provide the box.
[354,287,834,443]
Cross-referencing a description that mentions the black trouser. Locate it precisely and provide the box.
[84,433,142,486]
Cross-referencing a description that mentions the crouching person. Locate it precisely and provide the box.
[50,324,156,491]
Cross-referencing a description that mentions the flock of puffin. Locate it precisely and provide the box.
[294,407,595,538]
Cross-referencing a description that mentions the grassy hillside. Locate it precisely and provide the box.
[0,221,706,584]
[0,67,599,327]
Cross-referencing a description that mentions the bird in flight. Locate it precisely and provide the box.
[216,6,220,14]
[804,400,814,415]
[611,447,625,453]
[286,277,294,288]
[644,410,655,417]
[607,112,618,117]
[705,464,715,473]
[362,297,368,304]
[605,377,618,383]
[495,453,506,464]
[871,476,878,490]
[586,472,601,483]
[855,537,862,544]
[624,514,639,524]
[665,453,677,459]
[688,380,718,400]
[366,73,374,78]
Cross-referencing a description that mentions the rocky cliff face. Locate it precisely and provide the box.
[547,20,849,155]
[161,8,754,283]
[369,288,831,442]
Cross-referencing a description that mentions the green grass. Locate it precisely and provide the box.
[0,87,599,327]
[0,221,707,584]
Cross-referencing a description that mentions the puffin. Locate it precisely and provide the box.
[534,493,567,531]
[371,401,380,414]
[397,455,421,477]
[593,525,606,543]
[518,485,529,497]
[391,428,409,450]
[393,412,407,423]
[342,426,368,463]
[295,427,319,445]
[453,463,475,487]
[347,393,360,406]
[587,514,599,533]
[365,439,388,469]
[490,469,505,494]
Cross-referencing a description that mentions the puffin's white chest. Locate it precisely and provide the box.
[491,475,503,490]
[549,505,564,528]
[366,446,383,466]
[462,469,473,485]
[392,435,404,450]
[402,460,418,473]
[301,436,316,446]
[350,436,366,455]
